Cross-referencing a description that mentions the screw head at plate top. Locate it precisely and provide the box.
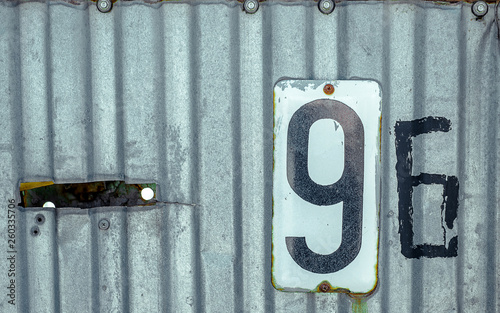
[472,1,488,17]
[97,0,112,13]
[98,218,110,230]
[319,0,335,14]
[319,282,331,292]
[323,84,335,95]
[243,0,259,14]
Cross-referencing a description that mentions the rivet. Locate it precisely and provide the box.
[319,282,331,292]
[98,218,110,230]
[319,0,335,15]
[323,84,335,95]
[97,0,112,13]
[472,1,488,18]
[243,0,259,14]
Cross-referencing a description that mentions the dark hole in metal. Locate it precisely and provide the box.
[31,226,40,236]
[20,181,156,209]
[35,214,45,225]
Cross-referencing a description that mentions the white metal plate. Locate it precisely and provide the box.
[272,80,381,293]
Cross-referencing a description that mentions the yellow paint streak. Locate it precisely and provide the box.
[20,181,54,191]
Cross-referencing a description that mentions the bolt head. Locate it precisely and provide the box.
[97,0,112,13]
[99,218,110,230]
[319,282,331,292]
[318,0,335,14]
[472,1,488,17]
[243,0,259,14]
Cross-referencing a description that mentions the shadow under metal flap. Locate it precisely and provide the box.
[19,181,156,209]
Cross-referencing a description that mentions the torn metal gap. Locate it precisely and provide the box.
[19,181,157,209]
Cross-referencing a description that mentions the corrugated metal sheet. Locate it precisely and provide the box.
[0,0,498,312]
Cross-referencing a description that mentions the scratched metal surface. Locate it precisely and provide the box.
[0,0,498,312]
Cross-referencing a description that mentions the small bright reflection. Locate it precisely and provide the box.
[141,188,154,201]
[43,201,55,208]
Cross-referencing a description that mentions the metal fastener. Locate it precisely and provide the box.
[319,282,331,292]
[243,0,259,14]
[98,218,110,230]
[318,0,335,15]
[35,214,45,225]
[323,84,334,95]
[97,0,112,13]
[472,1,488,18]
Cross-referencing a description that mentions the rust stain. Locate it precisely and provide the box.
[314,281,357,294]
[271,89,277,291]
[350,294,369,313]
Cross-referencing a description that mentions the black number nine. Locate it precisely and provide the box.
[286,99,364,274]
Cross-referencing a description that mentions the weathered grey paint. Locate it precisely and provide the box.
[0,1,498,312]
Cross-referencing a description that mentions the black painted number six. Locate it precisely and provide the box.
[286,99,364,274]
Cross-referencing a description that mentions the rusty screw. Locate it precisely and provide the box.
[98,218,110,230]
[319,282,331,292]
[97,0,112,13]
[472,1,488,17]
[323,84,335,95]
[243,0,259,14]
[318,0,335,15]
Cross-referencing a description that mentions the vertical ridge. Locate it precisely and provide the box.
[46,3,60,312]
[485,26,498,311]
[121,207,130,313]
[305,6,314,79]
[90,211,100,312]
[337,294,350,312]
[262,3,275,312]
[114,3,125,180]
[14,1,24,182]
[85,8,94,182]
[155,7,167,201]
[455,5,466,312]
[113,6,129,312]
[189,5,203,313]
[156,7,171,313]
[231,6,244,313]
[18,208,30,313]
[411,6,426,313]
[53,209,61,313]
[306,294,316,313]
[336,2,348,79]
[46,2,55,180]
[380,1,392,312]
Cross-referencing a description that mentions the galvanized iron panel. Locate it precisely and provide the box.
[0,1,498,312]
